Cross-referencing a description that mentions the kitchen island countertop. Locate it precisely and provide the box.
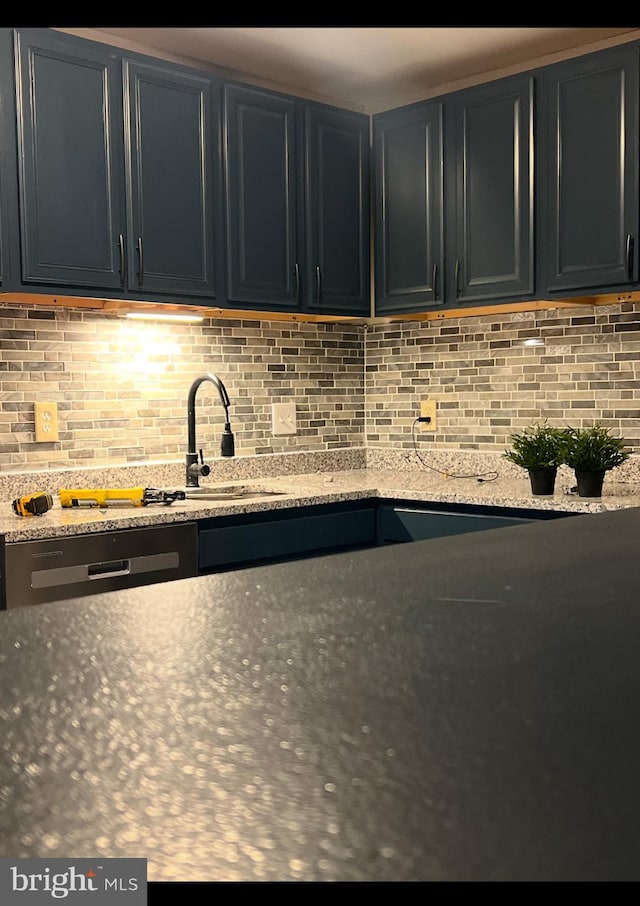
[1,504,640,881]
[2,466,640,542]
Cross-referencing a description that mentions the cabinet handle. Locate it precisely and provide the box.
[118,234,125,284]
[626,234,634,280]
[137,237,143,285]
[315,266,321,306]
[432,264,438,301]
[294,263,300,303]
[455,260,461,295]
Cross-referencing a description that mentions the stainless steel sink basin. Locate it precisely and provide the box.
[182,484,287,501]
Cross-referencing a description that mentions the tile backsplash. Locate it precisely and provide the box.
[366,302,640,454]
[2,299,640,473]
[0,304,364,470]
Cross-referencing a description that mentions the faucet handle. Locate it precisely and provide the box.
[198,450,211,477]
[186,450,210,486]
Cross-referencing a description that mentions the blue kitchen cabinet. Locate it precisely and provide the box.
[198,501,378,572]
[374,72,535,315]
[14,29,126,291]
[10,28,369,316]
[123,59,219,299]
[13,28,221,302]
[0,29,15,289]
[447,74,535,308]
[377,502,576,544]
[373,99,445,313]
[303,103,370,314]
[223,84,300,311]
[224,83,370,315]
[198,498,579,575]
[540,44,639,295]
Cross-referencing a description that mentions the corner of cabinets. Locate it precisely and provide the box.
[221,83,370,316]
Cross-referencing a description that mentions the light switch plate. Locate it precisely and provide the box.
[34,401,59,442]
[272,402,297,436]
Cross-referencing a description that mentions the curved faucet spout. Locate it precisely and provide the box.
[187,373,231,454]
[186,373,235,486]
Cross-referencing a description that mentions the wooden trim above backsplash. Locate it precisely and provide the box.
[0,292,362,323]
[2,288,639,325]
[372,292,640,323]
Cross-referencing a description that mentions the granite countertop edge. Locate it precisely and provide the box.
[1,468,638,542]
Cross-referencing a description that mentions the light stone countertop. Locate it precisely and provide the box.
[2,467,640,543]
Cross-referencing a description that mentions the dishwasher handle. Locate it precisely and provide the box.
[87,559,130,579]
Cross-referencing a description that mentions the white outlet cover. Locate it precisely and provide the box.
[272,402,297,436]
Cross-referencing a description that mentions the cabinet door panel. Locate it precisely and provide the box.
[378,506,535,543]
[374,102,444,313]
[14,29,125,289]
[305,106,370,314]
[224,84,300,309]
[452,75,534,304]
[124,60,216,297]
[544,47,638,292]
[0,29,10,287]
[199,506,376,571]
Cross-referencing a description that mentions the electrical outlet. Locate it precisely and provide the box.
[420,398,437,432]
[34,401,59,442]
[272,402,297,436]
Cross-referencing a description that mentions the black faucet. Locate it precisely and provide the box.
[186,373,235,487]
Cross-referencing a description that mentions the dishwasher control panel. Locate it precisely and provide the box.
[3,522,198,609]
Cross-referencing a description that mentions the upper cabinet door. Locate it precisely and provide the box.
[0,30,11,288]
[373,100,445,314]
[450,74,535,306]
[304,105,370,314]
[223,84,300,310]
[542,46,639,293]
[124,60,217,298]
[14,29,126,289]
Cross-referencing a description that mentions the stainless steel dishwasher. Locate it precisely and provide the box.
[2,522,198,609]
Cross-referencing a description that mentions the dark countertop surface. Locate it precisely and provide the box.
[2,506,640,882]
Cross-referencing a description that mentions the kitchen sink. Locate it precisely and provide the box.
[182,484,288,501]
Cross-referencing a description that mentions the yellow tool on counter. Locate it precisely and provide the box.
[12,491,54,517]
[59,487,186,508]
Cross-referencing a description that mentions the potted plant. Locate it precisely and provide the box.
[562,424,630,498]
[503,422,567,495]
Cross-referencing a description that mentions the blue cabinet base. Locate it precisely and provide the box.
[198,500,377,573]
[196,498,578,575]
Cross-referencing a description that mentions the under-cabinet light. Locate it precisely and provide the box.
[122,311,204,324]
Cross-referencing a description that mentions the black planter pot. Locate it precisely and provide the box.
[528,467,557,496]
[575,470,606,498]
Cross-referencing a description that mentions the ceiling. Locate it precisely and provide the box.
[80,26,639,112]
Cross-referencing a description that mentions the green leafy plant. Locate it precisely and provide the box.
[562,424,630,473]
[503,422,567,471]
